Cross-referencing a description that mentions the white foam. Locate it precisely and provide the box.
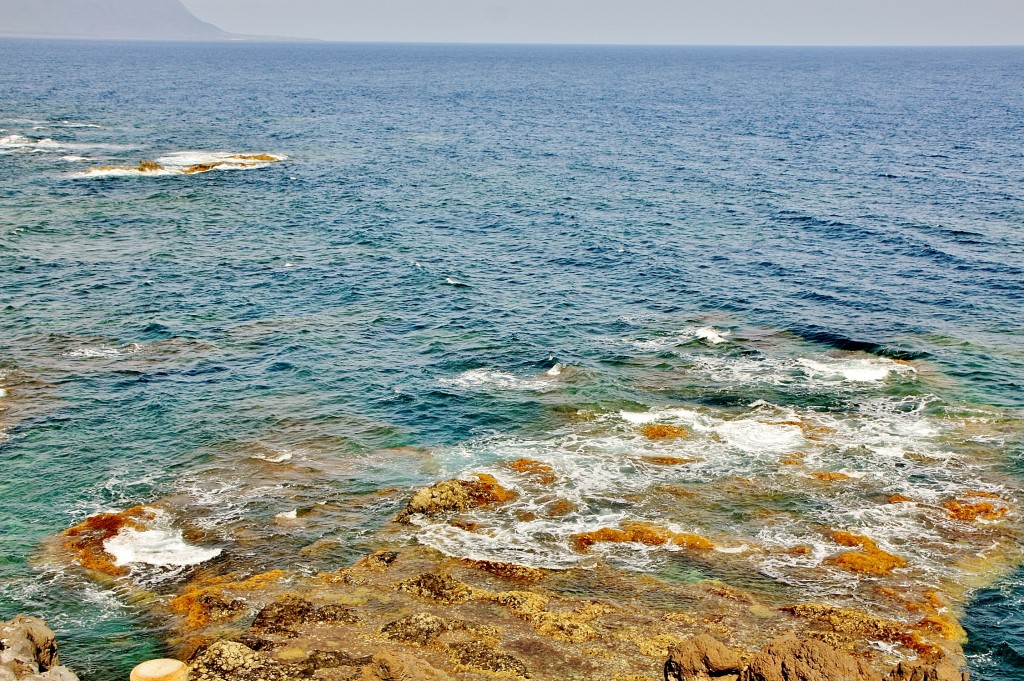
[546,363,566,377]
[62,346,124,358]
[798,357,916,383]
[716,419,804,453]
[252,451,293,463]
[274,510,298,520]
[440,368,560,392]
[103,510,221,568]
[695,326,729,344]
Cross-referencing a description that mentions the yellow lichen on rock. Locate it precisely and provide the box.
[461,559,546,582]
[395,473,517,522]
[531,604,611,644]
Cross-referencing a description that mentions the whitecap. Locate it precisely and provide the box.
[62,346,124,358]
[439,368,559,392]
[798,357,916,383]
[274,510,298,520]
[695,326,729,345]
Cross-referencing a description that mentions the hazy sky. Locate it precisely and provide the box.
[180,0,1024,45]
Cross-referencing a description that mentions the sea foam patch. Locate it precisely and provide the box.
[103,509,221,569]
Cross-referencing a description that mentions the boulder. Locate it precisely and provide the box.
[739,635,877,681]
[665,634,743,680]
[0,616,78,681]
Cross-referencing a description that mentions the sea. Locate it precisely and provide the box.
[1,40,1022,680]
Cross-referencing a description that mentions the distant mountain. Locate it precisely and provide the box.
[1,0,230,40]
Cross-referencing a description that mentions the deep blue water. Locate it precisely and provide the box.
[1,41,1022,680]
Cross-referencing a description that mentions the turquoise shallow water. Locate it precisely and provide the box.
[1,41,1023,680]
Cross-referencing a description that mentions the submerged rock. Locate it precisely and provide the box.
[664,634,743,680]
[827,531,908,576]
[61,505,156,577]
[0,616,79,681]
[738,634,877,681]
[640,424,689,440]
[572,522,715,553]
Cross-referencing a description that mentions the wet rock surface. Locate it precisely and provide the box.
[0,616,79,681]
[144,541,978,681]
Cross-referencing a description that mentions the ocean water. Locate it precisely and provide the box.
[1,40,1023,680]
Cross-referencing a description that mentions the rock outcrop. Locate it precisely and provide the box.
[0,616,79,681]
[664,634,743,680]
[394,474,517,522]
[738,635,877,681]
[884,659,969,681]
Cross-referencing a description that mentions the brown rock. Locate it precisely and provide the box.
[884,658,968,681]
[447,640,528,677]
[395,475,516,522]
[380,613,459,646]
[664,634,743,680]
[460,559,546,582]
[738,635,877,681]
[251,596,357,635]
[396,573,475,605]
[359,651,448,681]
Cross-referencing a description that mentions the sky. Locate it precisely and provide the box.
[179,0,1024,45]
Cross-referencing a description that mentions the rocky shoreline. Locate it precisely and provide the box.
[32,471,990,681]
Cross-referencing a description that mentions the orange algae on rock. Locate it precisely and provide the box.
[234,154,280,162]
[545,499,576,517]
[887,495,914,504]
[183,163,221,174]
[643,456,699,466]
[62,505,156,576]
[812,472,851,481]
[137,160,163,172]
[508,458,557,484]
[943,499,1007,522]
[572,522,714,553]
[169,570,287,630]
[639,424,689,440]
[828,532,908,576]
